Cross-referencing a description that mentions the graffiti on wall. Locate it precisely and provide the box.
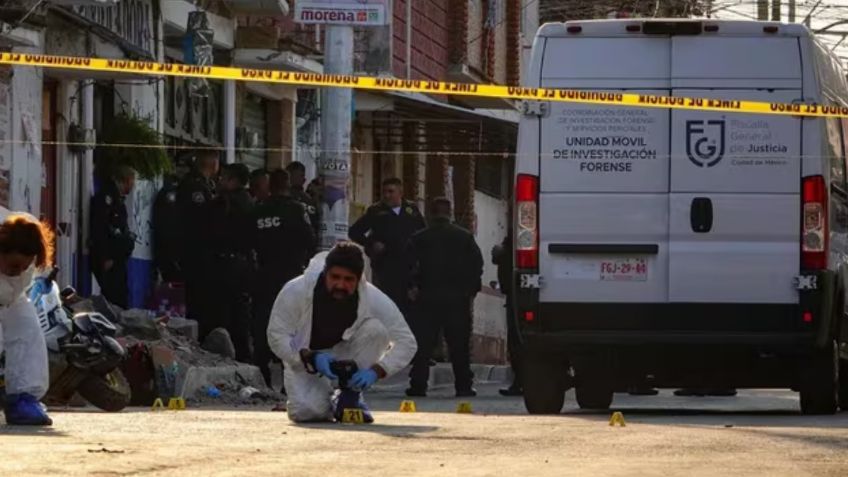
[127,179,157,261]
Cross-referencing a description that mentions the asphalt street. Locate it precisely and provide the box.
[1,384,846,476]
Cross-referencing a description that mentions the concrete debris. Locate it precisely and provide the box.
[186,375,282,406]
[201,328,236,359]
[162,316,199,342]
[239,386,263,401]
[69,295,122,324]
[68,295,276,407]
[119,324,277,407]
[117,309,162,341]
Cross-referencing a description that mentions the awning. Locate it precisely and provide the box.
[446,63,516,110]
[0,23,38,48]
[388,91,519,124]
[233,49,323,74]
[47,0,118,5]
[362,91,518,154]
[52,0,289,16]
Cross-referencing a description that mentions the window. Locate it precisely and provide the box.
[475,156,507,199]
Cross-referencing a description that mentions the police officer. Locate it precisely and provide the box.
[286,161,319,235]
[90,166,137,308]
[153,174,182,283]
[251,169,316,390]
[493,230,523,396]
[406,197,483,398]
[176,151,218,326]
[249,168,271,205]
[349,178,426,313]
[207,163,254,362]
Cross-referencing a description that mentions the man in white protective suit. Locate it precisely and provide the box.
[267,241,417,423]
[0,207,53,426]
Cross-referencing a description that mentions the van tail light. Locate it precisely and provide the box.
[516,174,539,269]
[802,175,827,270]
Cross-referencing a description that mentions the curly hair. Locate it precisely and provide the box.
[325,241,365,277]
[0,214,55,269]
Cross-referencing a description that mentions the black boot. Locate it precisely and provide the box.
[405,387,427,397]
[456,388,477,398]
[499,385,523,397]
[333,389,374,424]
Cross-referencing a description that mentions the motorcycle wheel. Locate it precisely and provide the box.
[77,370,131,412]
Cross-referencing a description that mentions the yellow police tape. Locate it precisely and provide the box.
[1,52,846,119]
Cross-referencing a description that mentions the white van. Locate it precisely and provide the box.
[514,19,848,415]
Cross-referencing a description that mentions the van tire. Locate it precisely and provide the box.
[575,385,614,410]
[522,354,567,415]
[799,340,839,415]
[839,359,848,412]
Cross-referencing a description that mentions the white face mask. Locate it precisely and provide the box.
[0,265,35,306]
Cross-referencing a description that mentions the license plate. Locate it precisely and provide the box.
[600,258,648,282]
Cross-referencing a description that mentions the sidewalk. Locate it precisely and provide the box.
[374,363,511,391]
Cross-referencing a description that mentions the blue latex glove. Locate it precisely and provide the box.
[349,368,379,391]
[314,352,337,379]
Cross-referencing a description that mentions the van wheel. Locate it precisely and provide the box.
[575,385,614,410]
[839,359,848,412]
[522,353,568,415]
[799,340,839,415]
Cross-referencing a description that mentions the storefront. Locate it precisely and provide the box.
[238,91,268,170]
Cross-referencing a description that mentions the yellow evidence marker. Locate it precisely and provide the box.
[456,402,473,414]
[151,398,165,411]
[399,400,417,413]
[342,408,365,424]
[609,412,626,427]
[168,397,186,410]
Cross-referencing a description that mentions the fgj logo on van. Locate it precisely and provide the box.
[686,120,726,168]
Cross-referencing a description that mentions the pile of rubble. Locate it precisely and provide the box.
[70,296,280,407]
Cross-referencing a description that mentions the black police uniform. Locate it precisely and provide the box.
[496,232,523,391]
[152,177,182,283]
[176,170,215,324]
[206,188,255,363]
[90,180,135,308]
[406,217,483,394]
[348,200,426,312]
[291,186,320,237]
[251,194,316,387]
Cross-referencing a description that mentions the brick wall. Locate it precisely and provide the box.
[392,0,450,80]
[506,0,522,86]
[237,16,319,53]
[425,155,447,200]
[450,156,476,232]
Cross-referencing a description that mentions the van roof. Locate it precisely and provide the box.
[537,19,811,38]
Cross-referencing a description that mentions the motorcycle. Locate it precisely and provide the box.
[0,268,131,412]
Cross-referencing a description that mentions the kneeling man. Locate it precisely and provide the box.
[268,241,417,423]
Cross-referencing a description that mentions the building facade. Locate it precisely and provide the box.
[0,0,537,363]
